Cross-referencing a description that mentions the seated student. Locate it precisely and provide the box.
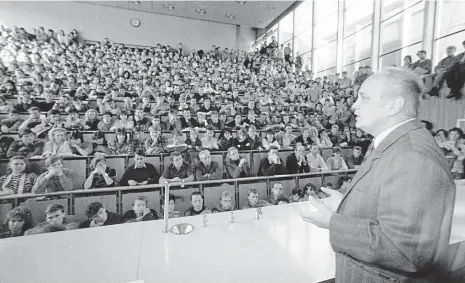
[0,156,37,195]
[0,206,33,238]
[160,193,180,218]
[263,182,285,205]
[159,151,195,184]
[18,107,43,132]
[194,149,221,181]
[110,109,134,131]
[108,128,134,155]
[200,126,219,150]
[84,156,117,189]
[145,126,167,154]
[83,109,100,131]
[227,114,244,130]
[218,127,233,151]
[306,143,328,172]
[289,187,304,203]
[97,111,114,131]
[225,147,253,178]
[282,124,297,149]
[120,149,160,186]
[165,110,182,131]
[42,127,74,157]
[6,128,44,158]
[247,125,262,150]
[345,146,364,169]
[295,128,314,148]
[233,127,251,150]
[302,183,327,200]
[184,192,212,216]
[165,129,189,153]
[196,112,209,128]
[90,130,111,155]
[207,111,225,130]
[79,202,123,228]
[64,108,84,131]
[261,129,280,150]
[132,108,151,131]
[286,144,311,174]
[1,109,23,133]
[326,146,348,171]
[241,188,270,209]
[276,196,290,205]
[68,129,92,156]
[212,191,235,213]
[257,145,286,176]
[185,128,203,151]
[33,155,75,193]
[27,204,80,234]
[180,109,199,129]
[319,129,333,148]
[122,196,159,223]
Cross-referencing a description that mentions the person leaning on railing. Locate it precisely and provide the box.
[0,156,37,195]
[32,155,75,194]
[83,156,117,189]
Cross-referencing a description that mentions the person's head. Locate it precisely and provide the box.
[417,50,427,60]
[90,155,108,172]
[353,146,362,158]
[189,128,198,140]
[420,120,433,131]
[7,155,28,175]
[7,108,19,121]
[338,176,352,191]
[49,128,67,144]
[271,182,283,198]
[332,146,342,158]
[310,143,320,154]
[134,149,146,167]
[6,206,33,236]
[45,155,64,171]
[247,188,259,206]
[248,125,257,138]
[219,191,233,210]
[352,67,421,136]
[205,125,215,139]
[449,127,463,141]
[295,144,305,158]
[85,109,98,121]
[171,151,184,169]
[103,111,112,124]
[331,124,339,136]
[19,128,35,145]
[446,46,456,56]
[115,128,127,143]
[45,204,66,225]
[199,149,212,166]
[403,55,412,65]
[227,147,240,161]
[85,202,108,224]
[268,145,279,159]
[303,183,317,197]
[133,196,148,216]
[285,124,293,134]
[291,188,303,202]
[190,192,204,211]
[161,193,176,213]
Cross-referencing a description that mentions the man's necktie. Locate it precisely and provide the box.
[363,141,375,162]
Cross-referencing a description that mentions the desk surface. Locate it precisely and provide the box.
[0,182,464,283]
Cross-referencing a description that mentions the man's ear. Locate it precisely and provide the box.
[388,96,405,116]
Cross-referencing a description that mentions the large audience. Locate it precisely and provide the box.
[0,24,463,238]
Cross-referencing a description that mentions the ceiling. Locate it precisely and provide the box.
[80,1,295,29]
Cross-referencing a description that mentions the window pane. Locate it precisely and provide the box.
[316,68,336,78]
[279,11,294,44]
[294,27,312,55]
[380,1,424,55]
[314,0,338,25]
[434,31,465,66]
[381,0,422,21]
[379,42,421,68]
[343,25,372,66]
[435,0,465,38]
[344,0,374,37]
[295,0,313,36]
[314,41,337,72]
[313,13,338,48]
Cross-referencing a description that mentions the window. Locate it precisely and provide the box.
[343,58,372,79]
[435,0,465,39]
[316,68,336,78]
[381,0,422,21]
[379,42,421,68]
[294,27,312,55]
[380,1,424,55]
[279,11,294,44]
[343,26,372,66]
[314,41,337,72]
[344,0,374,37]
[294,0,313,36]
[314,0,338,25]
[313,13,338,48]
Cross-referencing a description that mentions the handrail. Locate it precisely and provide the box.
[0,169,358,201]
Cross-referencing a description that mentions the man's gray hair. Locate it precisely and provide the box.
[377,67,422,118]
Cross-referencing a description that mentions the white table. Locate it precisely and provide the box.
[0,182,463,283]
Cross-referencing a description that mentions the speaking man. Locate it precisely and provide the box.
[300,67,456,282]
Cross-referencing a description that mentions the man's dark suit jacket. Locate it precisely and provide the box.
[330,119,456,282]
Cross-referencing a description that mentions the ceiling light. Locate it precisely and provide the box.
[254,17,262,24]
[268,4,275,10]
[163,3,175,10]
[236,1,246,4]
[226,13,235,19]
[196,8,206,14]
[132,0,140,4]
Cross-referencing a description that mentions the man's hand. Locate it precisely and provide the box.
[128,180,138,186]
[239,158,246,167]
[299,197,334,229]
[139,180,148,185]
[320,187,344,212]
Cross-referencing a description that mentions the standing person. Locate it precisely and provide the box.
[299,67,456,282]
